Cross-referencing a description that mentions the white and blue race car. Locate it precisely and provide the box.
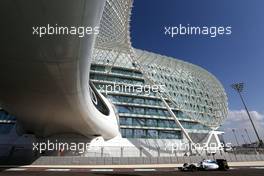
[179,159,229,171]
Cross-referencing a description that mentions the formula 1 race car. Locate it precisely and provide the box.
[178,159,229,172]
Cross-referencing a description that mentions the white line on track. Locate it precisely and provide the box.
[250,167,264,169]
[134,169,156,171]
[90,169,114,172]
[45,169,71,172]
[5,168,27,171]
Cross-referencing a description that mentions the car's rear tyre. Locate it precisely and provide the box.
[190,165,197,172]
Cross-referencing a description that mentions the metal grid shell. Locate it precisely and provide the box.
[93,0,228,129]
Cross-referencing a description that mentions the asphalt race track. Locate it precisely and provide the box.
[1,167,264,176]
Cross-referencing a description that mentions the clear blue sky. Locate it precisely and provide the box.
[131,0,264,143]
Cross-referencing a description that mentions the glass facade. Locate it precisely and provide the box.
[90,63,213,139]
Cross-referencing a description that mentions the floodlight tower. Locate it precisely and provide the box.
[231,83,263,147]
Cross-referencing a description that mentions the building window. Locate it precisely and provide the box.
[147,130,158,139]
[159,130,182,139]
[120,117,132,126]
[146,119,157,127]
[146,108,157,115]
[133,118,145,127]
[134,107,144,114]
[116,106,130,113]
[134,129,146,138]
[121,128,133,138]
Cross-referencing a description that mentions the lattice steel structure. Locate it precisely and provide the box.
[91,0,228,140]
[136,50,228,128]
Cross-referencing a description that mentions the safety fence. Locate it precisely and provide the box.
[32,153,264,165]
[1,144,264,165]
